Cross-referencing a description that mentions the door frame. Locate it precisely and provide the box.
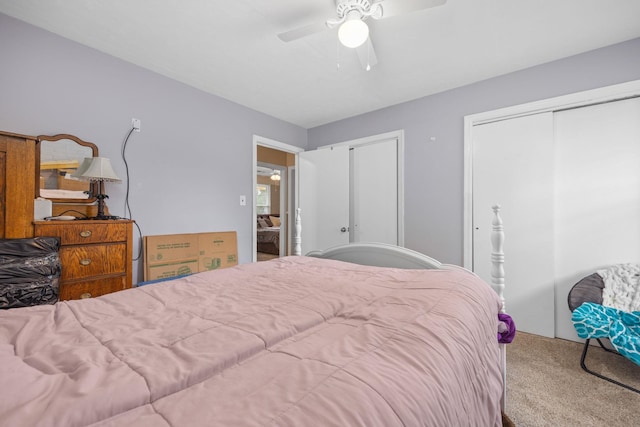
[252,135,304,262]
[463,79,640,269]
[314,129,406,247]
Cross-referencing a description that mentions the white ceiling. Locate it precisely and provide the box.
[1,0,639,129]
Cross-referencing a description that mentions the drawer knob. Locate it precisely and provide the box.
[80,293,92,299]
[80,230,92,238]
[80,258,92,266]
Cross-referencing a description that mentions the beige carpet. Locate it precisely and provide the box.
[506,332,640,426]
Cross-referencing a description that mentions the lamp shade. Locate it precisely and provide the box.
[338,16,369,48]
[77,157,122,182]
[70,157,94,178]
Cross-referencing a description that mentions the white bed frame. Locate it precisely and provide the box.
[292,206,508,409]
[293,206,505,305]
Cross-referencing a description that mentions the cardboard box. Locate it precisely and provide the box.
[146,260,199,281]
[144,231,237,281]
[198,232,238,272]
[144,234,200,264]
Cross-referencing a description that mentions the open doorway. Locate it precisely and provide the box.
[256,162,286,261]
[252,136,303,263]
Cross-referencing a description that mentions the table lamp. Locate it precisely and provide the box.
[72,157,122,219]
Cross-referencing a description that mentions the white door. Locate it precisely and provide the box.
[554,98,640,340]
[350,140,398,244]
[298,146,350,255]
[472,112,556,338]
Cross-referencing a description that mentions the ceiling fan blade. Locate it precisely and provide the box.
[376,0,446,19]
[277,21,329,42]
[355,38,378,70]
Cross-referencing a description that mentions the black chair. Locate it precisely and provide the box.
[567,272,639,394]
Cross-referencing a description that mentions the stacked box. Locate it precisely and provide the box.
[198,232,238,272]
[144,231,237,281]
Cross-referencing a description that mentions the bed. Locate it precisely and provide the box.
[257,214,281,255]
[0,208,508,426]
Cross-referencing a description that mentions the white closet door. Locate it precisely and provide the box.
[554,98,640,340]
[350,139,398,244]
[298,147,350,255]
[473,112,555,338]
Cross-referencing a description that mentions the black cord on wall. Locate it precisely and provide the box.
[121,127,143,262]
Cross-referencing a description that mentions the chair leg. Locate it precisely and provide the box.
[595,338,617,354]
[580,339,640,394]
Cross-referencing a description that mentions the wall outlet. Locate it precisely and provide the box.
[132,118,141,132]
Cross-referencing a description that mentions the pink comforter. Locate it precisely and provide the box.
[0,257,503,427]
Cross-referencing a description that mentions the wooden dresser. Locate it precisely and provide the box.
[34,219,134,301]
[0,131,37,238]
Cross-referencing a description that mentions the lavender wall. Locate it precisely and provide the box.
[309,38,640,265]
[2,10,640,276]
[0,13,307,281]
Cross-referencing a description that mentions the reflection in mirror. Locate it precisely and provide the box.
[36,134,98,203]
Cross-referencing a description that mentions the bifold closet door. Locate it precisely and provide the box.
[554,97,640,340]
[299,139,401,255]
[298,146,350,255]
[472,112,556,338]
[350,139,398,245]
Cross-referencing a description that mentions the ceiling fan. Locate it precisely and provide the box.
[277,0,447,70]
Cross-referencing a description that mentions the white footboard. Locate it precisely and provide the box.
[306,242,442,269]
[491,205,507,411]
[491,205,506,312]
[293,208,302,256]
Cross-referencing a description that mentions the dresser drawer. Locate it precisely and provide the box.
[34,219,134,301]
[35,222,129,245]
[60,276,128,301]
[59,243,126,280]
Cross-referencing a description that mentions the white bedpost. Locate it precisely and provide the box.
[491,205,506,313]
[293,208,302,256]
[491,204,507,411]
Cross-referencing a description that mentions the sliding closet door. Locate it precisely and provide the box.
[554,98,640,340]
[472,112,555,338]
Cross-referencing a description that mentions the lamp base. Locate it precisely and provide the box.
[87,215,121,220]
[91,192,115,220]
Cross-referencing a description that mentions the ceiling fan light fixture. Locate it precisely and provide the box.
[338,16,369,48]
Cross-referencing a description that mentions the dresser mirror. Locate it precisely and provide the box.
[36,134,98,203]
